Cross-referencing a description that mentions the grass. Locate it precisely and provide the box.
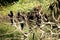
[0,23,22,40]
[0,0,54,16]
[39,0,54,14]
[0,0,40,16]
[0,23,16,34]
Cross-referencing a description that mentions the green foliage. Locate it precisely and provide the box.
[0,0,19,5]
[39,0,54,14]
[0,23,16,34]
[0,0,54,15]
[0,0,40,16]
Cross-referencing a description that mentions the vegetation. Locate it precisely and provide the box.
[0,0,60,40]
[0,0,40,16]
